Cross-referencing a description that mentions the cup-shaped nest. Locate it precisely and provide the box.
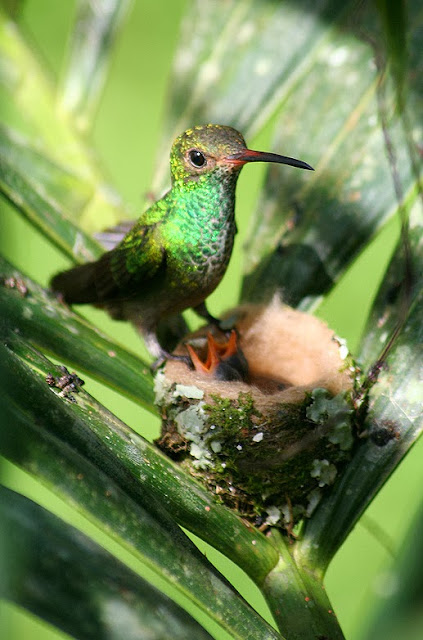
[155,298,359,530]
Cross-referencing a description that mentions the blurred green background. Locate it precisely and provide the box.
[1,1,422,638]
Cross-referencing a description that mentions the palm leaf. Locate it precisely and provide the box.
[0,326,281,640]
[0,486,216,640]
[59,0,132,132]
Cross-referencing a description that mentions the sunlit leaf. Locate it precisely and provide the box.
[59,0,132,132]
[0,126,102,261]
[0,7,125,231]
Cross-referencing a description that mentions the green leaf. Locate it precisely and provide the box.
[298,202,423,569]
[0,319,279,602]
[0,255,155,410]
[0,485,215,640]
[0,8,126,232]
[359,201,422,369]
[0,126,103,262]
[0,6,89,170]
[0,0,23,18]
[0,125,95,224]
[241,0,422,308]
[375,0,408,112]
[59,0,132,132]
[151,0,348,193]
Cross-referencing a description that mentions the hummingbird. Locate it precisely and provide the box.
[51,124,313,365]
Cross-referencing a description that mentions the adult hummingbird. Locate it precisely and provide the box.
[51,124,313,364]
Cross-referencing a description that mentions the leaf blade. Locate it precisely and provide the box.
[241,1,423,309]
[0,126,103,262]
[0,8,126,231]
[0,485,216,640]
[298,201,423,569]
[59,0,133,132]
[0,309,279,595]
[0,255,155,410]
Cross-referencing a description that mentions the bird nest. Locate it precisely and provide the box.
[155,298,359,530]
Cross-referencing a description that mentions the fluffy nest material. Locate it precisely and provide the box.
[164,297,354,409]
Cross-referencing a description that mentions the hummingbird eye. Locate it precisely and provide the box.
[188,149,207,168]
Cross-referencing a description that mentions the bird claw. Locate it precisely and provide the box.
[150,356,166,372]
[168,353,194,368]
[151,351,193,372]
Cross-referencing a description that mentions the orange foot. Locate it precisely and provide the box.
[186,330,248,381]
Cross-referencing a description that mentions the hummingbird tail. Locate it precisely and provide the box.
[50,261,101,304]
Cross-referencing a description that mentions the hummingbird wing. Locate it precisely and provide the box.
[51,222,166,304]
[94,220,136,251]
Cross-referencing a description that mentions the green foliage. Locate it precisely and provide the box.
[0,1,422,639]
[0,485,216,640]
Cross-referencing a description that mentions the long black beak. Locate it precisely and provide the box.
[226,148,314,171]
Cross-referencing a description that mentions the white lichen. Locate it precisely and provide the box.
[310,459,337,487]
[333,334,349,360]
[265,506,282,526]
[153,370,167,404]
[173,384,204,400]
[175,403,207,440]
[306,388,354,451]
[210,440,222,453]
[306,488,322,517]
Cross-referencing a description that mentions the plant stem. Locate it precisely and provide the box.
[262,530,345,640]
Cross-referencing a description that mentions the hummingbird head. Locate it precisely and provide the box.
[170,124,313,185]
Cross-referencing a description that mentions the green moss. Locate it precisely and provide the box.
[205,392,259,439]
